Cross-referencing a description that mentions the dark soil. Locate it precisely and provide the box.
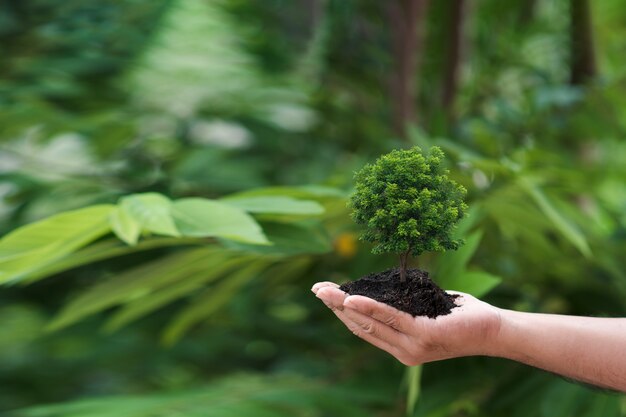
[339,268,459,318]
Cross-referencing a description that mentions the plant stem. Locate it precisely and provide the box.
[399,249,411,282]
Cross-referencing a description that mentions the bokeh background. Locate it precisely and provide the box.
[1,0,626,416]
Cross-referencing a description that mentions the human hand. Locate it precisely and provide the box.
[312,282,502,365]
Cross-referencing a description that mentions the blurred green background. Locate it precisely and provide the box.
[1,0,626,416]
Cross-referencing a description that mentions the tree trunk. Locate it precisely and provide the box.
[570,0,597,85]
[399,250,411,282]
[388,0,429,138]
[304,0,322,34]
[440,0,467,120]
[517,0,537,28]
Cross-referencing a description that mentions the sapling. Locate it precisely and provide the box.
[349,146,467,282]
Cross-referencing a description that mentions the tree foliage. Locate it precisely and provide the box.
[350,146,467,279]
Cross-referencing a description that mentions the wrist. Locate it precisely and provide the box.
[449,305,510,359]
[484,308,526,360]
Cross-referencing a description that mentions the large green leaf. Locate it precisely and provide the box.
[220,196,325,215]
[452,205,484,239]
[0,205,115,284]
[163,260,269,344]
[222,221,332,255]
[435,231,501,297]
[46,248,223,331]
[262,257,313,285]
[109,206,141,245]
[171,198,269,244]
[103,255,252,332]
[435,231,483,284]
[223,185,345,200]
[518,178,592,258]
[119,193,180,237]
[444,271,501,297]
[20,237,206,284]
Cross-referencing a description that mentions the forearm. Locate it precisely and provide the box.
[489,309,626,391]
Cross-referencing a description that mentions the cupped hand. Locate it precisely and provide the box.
[312,281,502,365]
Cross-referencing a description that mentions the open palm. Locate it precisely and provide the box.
[312,282,502,365]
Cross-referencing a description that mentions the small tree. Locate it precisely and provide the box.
[349,146,468,282]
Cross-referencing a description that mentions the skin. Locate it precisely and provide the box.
[312,281,626,392]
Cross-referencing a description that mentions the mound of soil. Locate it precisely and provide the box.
[339,268,459,318]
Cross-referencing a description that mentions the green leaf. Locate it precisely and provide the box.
[13,374,377,417]
[434,231,501,296]
[405,365,422,415]
[19,237,206,284]
[103,255,251,332]
[224,185,345,200]
[263,257,313,285]
[447,271,501,297]
[435,231,483,284]
[46,248,221,331]
[0,205,115,284]
[163,260,269,344]
[580,393,622,417]
[109,206,141,245]
[220,196,325,215]
[518,178,591,258]
[222,221,331,255]
[171,198,269,244]
[452,205,484,239]
[120,193,180,237]
[540,380,586,417]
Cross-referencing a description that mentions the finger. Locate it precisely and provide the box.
[343,295,413,334]
[311,281,340,295]
[343,302,405,346]
[315,286,348,311]
[332,308,413,365]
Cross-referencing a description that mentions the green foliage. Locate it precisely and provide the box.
[2,0,626,415]
[170,198,269,244]
[0,0,169,106]
[0,190,303,284]
[350,146,468,258]
[434,225,501,296]
[517,177,592,258]
[220,195,325,215]
[0,188,332,339]
[8,374,380,417]
[0,205,115,284]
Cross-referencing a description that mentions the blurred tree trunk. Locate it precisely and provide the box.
[305,0,322,32]
[440,0,467,121]
[517,0,536,27]
[570,0,597,85]
[388,0,429,138]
